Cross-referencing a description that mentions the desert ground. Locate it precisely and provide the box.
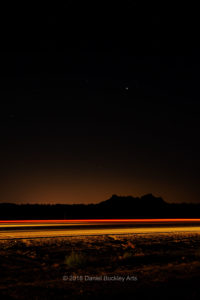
[1,232,200,299]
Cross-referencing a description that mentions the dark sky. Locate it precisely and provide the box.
[0,2,200,204]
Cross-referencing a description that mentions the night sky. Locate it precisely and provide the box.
[0,2,200,204]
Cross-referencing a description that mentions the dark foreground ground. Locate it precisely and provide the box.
[1,232,200,300]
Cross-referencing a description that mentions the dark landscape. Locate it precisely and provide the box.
[1,1,200,299]
[1,194,200,220]
[1,232,200,300]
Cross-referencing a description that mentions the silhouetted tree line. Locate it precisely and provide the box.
[0,194,200,220]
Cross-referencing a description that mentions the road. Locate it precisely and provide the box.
[1,219,200,239]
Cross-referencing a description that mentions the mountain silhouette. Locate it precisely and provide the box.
[0,194,200,220]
